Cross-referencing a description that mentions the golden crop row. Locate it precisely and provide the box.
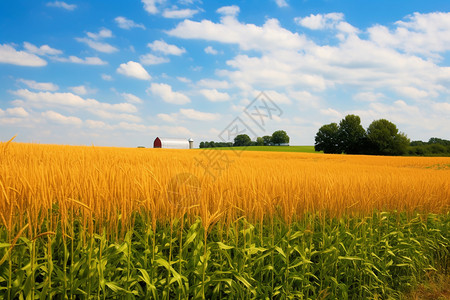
[0,142,449,237]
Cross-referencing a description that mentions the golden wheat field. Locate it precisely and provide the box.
[1,141,449,237]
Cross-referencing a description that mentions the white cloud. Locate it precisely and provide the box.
[86,120,111,129]
[12,89,138,114]
[87,28,113,40]
[0,44,47,66]
[394,86,432,99]
[157,113,177,122]
[432,102,450,114]
[6,107,29,117]
[197,79,231,89]
[121,93,144,104]
[91,111,141,123]
[204,46,218,55]
[114,16,145,30]
[162,8,198,19]
[142,0,165,14]
[117,61,151,80]
[76,38,118,53]
[139,53,170,65]
[295,13,344,30]
[275,0,288,8]
[216,5,240,17]
[23,42,62,56]
[148,83,191,104]
[177,77,192,83]
[167,16,308,52]
[101,74,113,81]
[199,89,231,102]
[46,1,76,11]
[117,121,148,132]
[42,110,82,126]
[69,85,88,95]
[17,79,58,91]
[264,90,291,104]
[75,29,117,53]
[320,108,342,118]
[162,125,193,137]
[368,12,450,58]
[147,40,185,55]
[353,92,385,102]
[179,108,220,121]
[53,55,107,65]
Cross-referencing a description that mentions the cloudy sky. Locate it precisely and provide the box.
[1,0,450,147]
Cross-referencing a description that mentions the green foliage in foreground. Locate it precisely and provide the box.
[202,145,319,153]
[0,212,448,299]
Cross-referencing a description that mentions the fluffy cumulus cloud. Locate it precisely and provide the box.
[162,8,198,19]
[23,42,62,56]
[167,13,308,52]
[179,108,220,121]
[368,12,450,58]
[216,5,239,17]
[12,89,138,117]
[139,53,170,65]
[5,107,29,117]
[76,28,118,53]
[0,44,47,66]
[17,79,59,91]
[114,16,146,30]
[121,93,144,104]
[141,0,165,14]
[147,40,186,55]
[42,110,82,125]
[204,46,218,55]
[199,89,231,102]
[148,83,191,104]
[295,13,344,30]
[157,113,176,122]
[69,85,88,95]
[117,61,151,80]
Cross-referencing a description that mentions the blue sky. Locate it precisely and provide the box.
[1,0,450,147]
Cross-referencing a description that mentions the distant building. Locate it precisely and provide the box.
[153,137,194,149]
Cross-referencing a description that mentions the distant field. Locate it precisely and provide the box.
[200,145,320,153]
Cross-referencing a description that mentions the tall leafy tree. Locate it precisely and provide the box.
[262,135,272,146]
[338,115,366,154]
[315,123,341,153]
[233,134,251,146]
[271,130,290,145]
[367,119,410,155]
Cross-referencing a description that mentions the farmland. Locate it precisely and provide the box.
[0,141,449,298]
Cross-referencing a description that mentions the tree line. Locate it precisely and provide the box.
[315,115,410,155]
[408,137,450,156]
[200,130,290,148]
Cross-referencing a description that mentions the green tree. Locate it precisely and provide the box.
[262,135,272,146]
[271,130,290,145]
[314,123,340,154]
[366,119,410,155]
[256,137,264,146]
[338,115,366,154]
[233,134,251,147]
[199,141,205,148]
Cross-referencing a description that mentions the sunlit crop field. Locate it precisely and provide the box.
[0,142,449,298]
